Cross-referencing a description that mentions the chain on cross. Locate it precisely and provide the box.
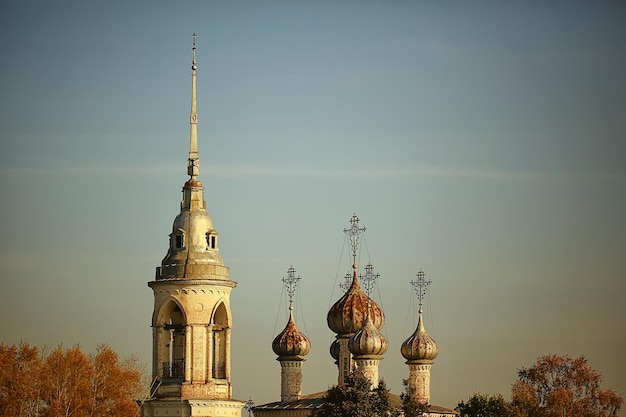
[282,266,301,308]
[410,269,432,308]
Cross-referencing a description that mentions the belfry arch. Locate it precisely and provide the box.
[211,302,229,380]
[153,299,187,380]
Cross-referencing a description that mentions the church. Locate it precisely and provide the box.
[140,36,457,417]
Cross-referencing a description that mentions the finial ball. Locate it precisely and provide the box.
[192,64,197,70]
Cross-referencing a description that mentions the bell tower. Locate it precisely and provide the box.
[142,34,245,417]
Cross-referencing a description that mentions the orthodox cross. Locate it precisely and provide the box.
[343,213,366,270]
[282,266,301,309]
[244,398,255,417]
[339,271,352,292]
[360,262,380,297]
[410,269,432,309]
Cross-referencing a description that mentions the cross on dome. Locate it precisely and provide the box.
[359,263,380,297]
[343,213,366,270]
[282,266,301,310]
[411,269,432,309]
[339,271,352,292]
[191,32,197,70]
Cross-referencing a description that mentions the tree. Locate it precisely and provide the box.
[0,342,145,417]
[456,392,511,417]
[0,342,44,417]
[510,353,623,417]
[311,370,400,417]
[89,344,145,417]
[43,344,93,417]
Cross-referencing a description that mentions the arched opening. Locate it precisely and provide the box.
[211,303,228,379]
[159,301,186,380]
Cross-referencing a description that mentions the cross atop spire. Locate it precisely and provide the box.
[187,33,200,179]
[410,269,432,309]
[343,213,366,272]
[282,266,301,311]
[192,32,197,70]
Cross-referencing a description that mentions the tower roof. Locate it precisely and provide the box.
[348,313,388,358]
[327,271,384,335]
[401,270,438,362]
[327,215,385,335]
[272,267,310,360]
[156,34,227,281]
[272,307,311,360]
[401,307,439,362]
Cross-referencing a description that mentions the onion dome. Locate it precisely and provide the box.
[327,271,384,335]
[401,308,438,362]
[329,339,340,362]
[348,315,388,358]
[272,309,311,360]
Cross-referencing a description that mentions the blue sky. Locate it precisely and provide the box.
[1,1,625,412]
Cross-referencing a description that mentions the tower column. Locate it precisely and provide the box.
[185,325,192,382]
[206,324,214,380]
[279,360,304,402]
[271,267,311,403]
[355,358,381,388]
[142,34,245,417]
[337,335,353,387]
[225,327,232,381]
[407,362,433,404]
[190,324,208,382]
[401,271,439,407]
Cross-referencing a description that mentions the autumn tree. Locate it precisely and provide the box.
[0,342,44,417]
[509,353,623,417]
[310,370,400,417]
[456,392,511,417]
[0,342,145,417]
[88,344,145,417]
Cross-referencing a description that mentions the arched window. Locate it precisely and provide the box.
[211,303,228,379]
[206,231,217,249]
[160,302,186,379]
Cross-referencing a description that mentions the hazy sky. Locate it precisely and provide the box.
[1,1,625,413]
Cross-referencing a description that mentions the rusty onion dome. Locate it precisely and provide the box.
[329,339,340,362]
[327,272,384,335]
[272,310,311,360]
[348,315,388,358]
[401,309,438,362]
